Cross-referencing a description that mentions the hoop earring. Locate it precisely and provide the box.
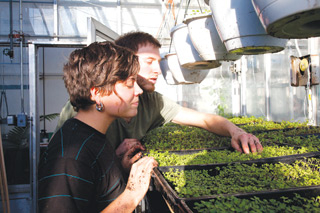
[96,102,104,112]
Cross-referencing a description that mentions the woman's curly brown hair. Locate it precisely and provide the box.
[63,41,140,111]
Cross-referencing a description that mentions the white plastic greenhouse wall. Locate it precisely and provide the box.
[0,0,320,212]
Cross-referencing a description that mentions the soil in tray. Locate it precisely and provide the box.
[147,144,317,167]
[159,156,320,199]
[188,192,320,212]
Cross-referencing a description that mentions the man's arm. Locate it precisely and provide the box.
[171,107,263,154]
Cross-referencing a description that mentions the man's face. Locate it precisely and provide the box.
[136,43,162,93]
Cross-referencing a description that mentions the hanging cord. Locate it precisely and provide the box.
[156,2,170,39]
[167,0,205,52]
[168,0,185,53]
[183,0,191,19]
[156,1,174,45]
[196,0,202,13]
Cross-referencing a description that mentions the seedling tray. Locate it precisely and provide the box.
[180,185,320,213]
[148,142,313,167]
[150,146,232,154]
[235,121,262,126]
[152,151,320,212]
[273,134,320,150]
[250,127,298,134]
[243,123,319,134]
[287,133,320,139]
[284,126,320,135]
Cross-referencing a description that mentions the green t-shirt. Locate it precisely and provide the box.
[55,91,182,149]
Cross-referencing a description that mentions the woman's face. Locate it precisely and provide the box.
[101,76,143,118]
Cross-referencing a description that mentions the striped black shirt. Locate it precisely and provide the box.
[38,118,126,212]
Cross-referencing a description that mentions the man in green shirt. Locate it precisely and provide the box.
[56,31,263,167]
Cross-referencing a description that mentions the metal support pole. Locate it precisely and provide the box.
[305,61,315,126]
[309,38,318,126]
[20,0,24,113]
[29,43,40,213]
[231,61,241,117]
[53,0,58,41]
[240,57,247,116]
[9,0,13,58]
[264,54,271,121]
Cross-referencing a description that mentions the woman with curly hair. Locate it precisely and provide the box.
[38,41,158,212]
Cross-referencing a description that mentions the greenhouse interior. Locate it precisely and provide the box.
[1,0,320,212]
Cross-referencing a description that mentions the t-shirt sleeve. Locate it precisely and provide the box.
[156,92,182,124]
[55,100,77,132]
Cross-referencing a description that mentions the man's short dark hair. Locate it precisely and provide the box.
[115,31,161,53]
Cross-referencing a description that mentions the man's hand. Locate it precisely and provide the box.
[116,139,146,173]
[231,130,263,154]
[121,145,144,173]
[172,108,264,154]
[116,138,145,158]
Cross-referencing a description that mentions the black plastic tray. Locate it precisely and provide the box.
[149,146,232,155]
[180,185,320,213]
[148,142,312,169]
[152,151,320,212]
[284,126,320,135]
[150,138,304,155]
[287,132,320,139]
[250,127,298,134]
[247,125,320,134]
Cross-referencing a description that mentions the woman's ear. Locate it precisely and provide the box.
[90,87,100,103]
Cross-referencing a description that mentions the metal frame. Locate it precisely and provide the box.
[240,57,247,116]
[28,16,118,212]
[87,17,119,45]
[28,41,86,213]
[28,43,38,213]
[264,54,271,121]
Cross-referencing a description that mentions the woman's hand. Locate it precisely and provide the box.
[125,156,158,205]
[101,156,158,213]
